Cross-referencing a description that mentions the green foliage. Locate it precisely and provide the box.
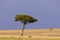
[15,14,37,24]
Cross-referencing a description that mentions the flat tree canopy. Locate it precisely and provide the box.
[15,14,37,24]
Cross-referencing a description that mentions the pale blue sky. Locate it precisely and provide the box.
[0,0,60,29]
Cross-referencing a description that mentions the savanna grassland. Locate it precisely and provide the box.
[0,28,60,40]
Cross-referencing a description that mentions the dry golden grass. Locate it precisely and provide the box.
[0,28,60,38]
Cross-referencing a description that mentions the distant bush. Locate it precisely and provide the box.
[50,28,53,30]
[28,36,32,38]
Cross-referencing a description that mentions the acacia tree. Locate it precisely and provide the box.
[15,14,37,36]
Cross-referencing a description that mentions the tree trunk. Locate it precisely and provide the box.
[21,23,25,36]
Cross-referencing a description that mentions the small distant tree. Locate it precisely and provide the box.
[15,14,37,36]
[50,28,53,30]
